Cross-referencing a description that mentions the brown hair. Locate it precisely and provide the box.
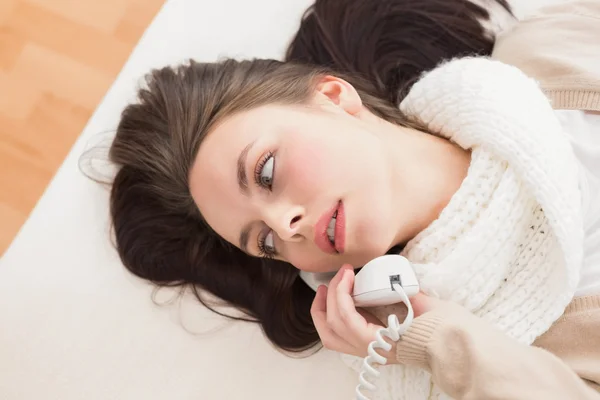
[286,0,511,105]
[109,0,512,352]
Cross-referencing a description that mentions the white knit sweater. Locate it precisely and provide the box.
[343,57,585,400]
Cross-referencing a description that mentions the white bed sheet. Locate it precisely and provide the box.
[0,0,568,399]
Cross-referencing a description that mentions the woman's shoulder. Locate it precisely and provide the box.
[535,295,600,337]
[534,294,600,391]
[492,0,600,112]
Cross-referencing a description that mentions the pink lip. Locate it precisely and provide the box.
[334,202,345,253]
[314,201,345,254]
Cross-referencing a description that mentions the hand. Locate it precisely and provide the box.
[310,264,455,364]
[310,264,392,359]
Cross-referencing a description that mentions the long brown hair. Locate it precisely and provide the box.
[286,0,511,105]
[108,0,512,352]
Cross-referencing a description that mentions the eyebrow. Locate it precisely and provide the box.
[237,141,254,195]
[239,222,252,253]
[237,141,255,252]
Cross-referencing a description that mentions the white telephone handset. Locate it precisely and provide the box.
[300,255,420,400]
[299,254,419,305]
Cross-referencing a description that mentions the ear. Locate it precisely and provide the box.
[315,76,363,115]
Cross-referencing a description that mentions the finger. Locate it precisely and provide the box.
[310,285,328,317]
[311,285,356,354]
[326,265,351,327]
[336,269,381,347]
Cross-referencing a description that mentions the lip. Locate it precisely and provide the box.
[314,201,345,254]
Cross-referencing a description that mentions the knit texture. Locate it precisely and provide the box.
[342,57,585,399]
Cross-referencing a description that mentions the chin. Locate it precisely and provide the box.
[347,247,387,268]
[358,234,393,259]
[351,218,393,259]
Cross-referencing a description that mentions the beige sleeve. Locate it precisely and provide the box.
[394,301,600,400]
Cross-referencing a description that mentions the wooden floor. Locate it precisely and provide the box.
[0,0,165,256]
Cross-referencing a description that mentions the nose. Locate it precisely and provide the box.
[266,205,305,242]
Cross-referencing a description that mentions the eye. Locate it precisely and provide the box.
[258,230,277,259]
[255,152,275,190]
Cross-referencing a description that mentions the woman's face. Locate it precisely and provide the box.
[190,77,422,272]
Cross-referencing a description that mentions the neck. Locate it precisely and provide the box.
[380,120,471,247]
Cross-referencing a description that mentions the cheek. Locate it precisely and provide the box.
[283,132,346,195]
[283,140,329,191]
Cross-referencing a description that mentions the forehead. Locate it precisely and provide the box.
[202,104,287,148]
[188,116,247,243]
[188,105,285,246]
[193,103,308,169]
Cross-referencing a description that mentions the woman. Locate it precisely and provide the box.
[107,0,600,398]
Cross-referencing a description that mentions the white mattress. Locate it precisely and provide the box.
[0,0,568,399]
